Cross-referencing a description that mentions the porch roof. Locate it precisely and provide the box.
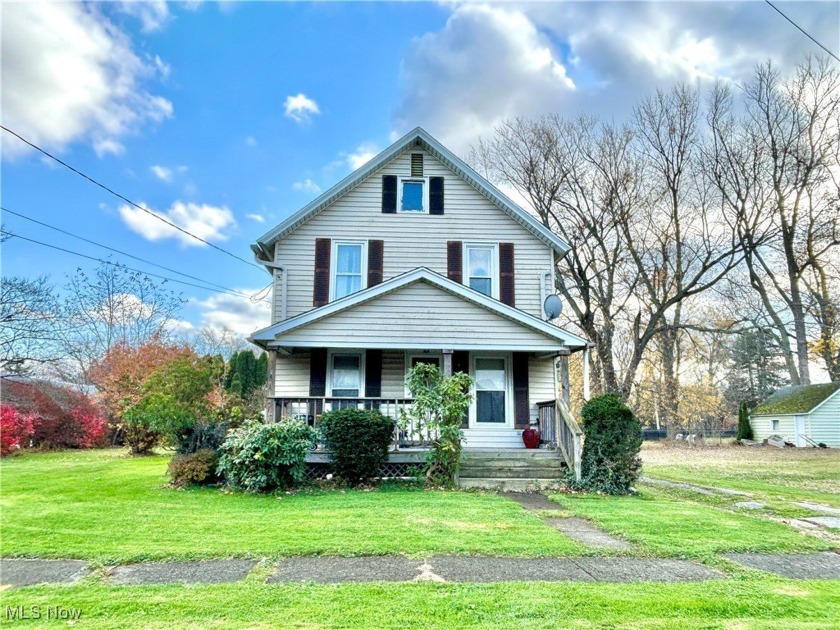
[249,268,587,353]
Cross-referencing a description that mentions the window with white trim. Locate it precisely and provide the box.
[474,357,506,423]
[398,176,429,213]
[330,353,363,397]
[465,243,497,298]
[331,241,366,300]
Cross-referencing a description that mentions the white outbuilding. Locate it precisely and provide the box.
[750,383,840,448]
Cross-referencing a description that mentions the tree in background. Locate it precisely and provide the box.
[724,329,788,408]
[58,262,185,385]
[223,350,268,399]
[737,401,753,441]
[0,276,61,375]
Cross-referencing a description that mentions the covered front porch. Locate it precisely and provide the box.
[250,269,589,477]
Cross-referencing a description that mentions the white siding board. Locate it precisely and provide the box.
[529,355,556,424]
[750,414,796,444]
[275,281,563,348]
[381,350,406,398]
[274,148,553,321]
[809,392,840,447]
[274,350,310,397]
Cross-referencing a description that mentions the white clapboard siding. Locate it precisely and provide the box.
[274,147,553,321]
[381,350,407,398]
[809,391,840,447]
[275,350,310,397]
[529,355,556,423]
[750,415,796,444]
[275,281,562,349]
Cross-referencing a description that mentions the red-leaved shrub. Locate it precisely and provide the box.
[0,406,34,456]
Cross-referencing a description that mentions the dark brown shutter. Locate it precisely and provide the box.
[499,242,515,306]
[447,241,462,283]
[365,349,383,398]
[429,177,444,215]
[453,351,470,428]
[313,238,331,307]
[512,352,530,430]
[382,175,397,214]
[309,348,327,397]
[367,240,384,287]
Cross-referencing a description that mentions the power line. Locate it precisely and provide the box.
[1,229,271,304]
[0,125,262,270]
[1,205,261,300]
[764,0,840,63]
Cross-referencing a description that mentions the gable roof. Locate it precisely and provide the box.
[249,267,587,350]
[252,127,570,260]
[751,383,840,416]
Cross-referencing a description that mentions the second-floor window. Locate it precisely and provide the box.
[465,243,497,298]
[332,241,366,300]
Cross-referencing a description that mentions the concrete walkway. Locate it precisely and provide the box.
[5,553,840,586]
[546,517,632,550]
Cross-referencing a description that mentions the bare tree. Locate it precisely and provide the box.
[191,326,248,359]
[57,262,185,385]
[0,276,61,374]
[708,58,840,385]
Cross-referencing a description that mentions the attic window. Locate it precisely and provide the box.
[398,176,428,213]
[411,153,424,176]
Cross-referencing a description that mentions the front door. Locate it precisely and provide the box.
[470,355,512,428]
[794,415,806,447]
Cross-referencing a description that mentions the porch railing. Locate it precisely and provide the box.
[537,399,583,481]
[271,397,437,449]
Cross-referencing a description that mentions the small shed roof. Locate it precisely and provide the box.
[752,383,840,416]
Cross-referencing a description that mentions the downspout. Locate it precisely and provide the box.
[255,256,287,321]
[540,270,552,321]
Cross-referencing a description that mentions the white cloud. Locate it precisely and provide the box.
[196,289,272,338]
[150,164,187,183]
[119,201,236,247]
[292,178,322,195]
[245,136,257,146]
[150,165,174,182]
[346,143,378,170]
[118,0,171,32]
[393,4,575,155]
[246,213,265,223]
[393,2,840,154]
[2,2,172,160]
[283,93,320,123]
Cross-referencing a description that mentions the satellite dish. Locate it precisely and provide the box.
[544,294,563,320]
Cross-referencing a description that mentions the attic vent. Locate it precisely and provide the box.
[410,153,424,177]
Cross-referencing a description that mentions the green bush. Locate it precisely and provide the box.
[217,420,316,492]
[168,449,219,486]
[570,393,642,495]
[319,409,396,484]
[737,401,753,440]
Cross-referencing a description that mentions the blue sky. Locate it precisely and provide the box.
[2,1,838,338]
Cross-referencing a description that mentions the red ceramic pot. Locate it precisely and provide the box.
[522,427,540,449]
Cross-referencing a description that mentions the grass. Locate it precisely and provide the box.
[641,442,840,507]
[2,579,839,629]
[550,488,832,558]
[0,449,585,563]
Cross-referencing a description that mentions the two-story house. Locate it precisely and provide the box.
[249,128,588,483]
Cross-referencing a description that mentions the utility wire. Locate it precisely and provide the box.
[764,0,840,63]
[0,125,262,269]
[2,229,271,304]
[1,205,260,300]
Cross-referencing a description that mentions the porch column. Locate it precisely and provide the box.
[442,350,453,377]
[558,346,570,407]
[582,346,590,402]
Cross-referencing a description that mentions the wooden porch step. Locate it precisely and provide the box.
[459,458,564,469]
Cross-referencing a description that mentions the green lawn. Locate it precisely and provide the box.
[0,449,585,563]
[2,448,838,629]
[641,442,840,507]
[551,489,831,557]
[3,580,839,629]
